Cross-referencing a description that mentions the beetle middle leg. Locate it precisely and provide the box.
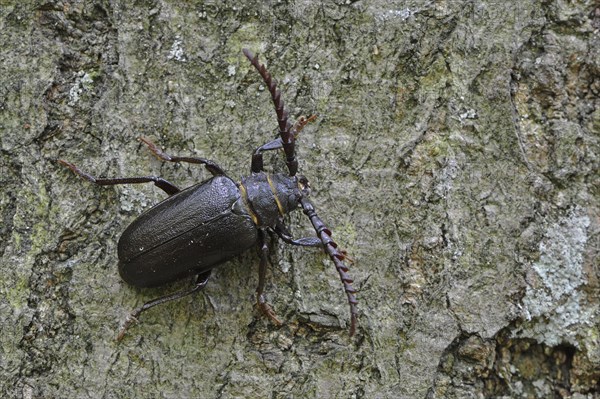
[58,159,181,195]
[256,229,282,325]
[273,222,322,247]
[117,270,212,341]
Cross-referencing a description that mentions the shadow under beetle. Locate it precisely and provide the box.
[59,49,358,339]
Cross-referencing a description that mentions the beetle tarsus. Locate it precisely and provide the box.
[290,114,317,138]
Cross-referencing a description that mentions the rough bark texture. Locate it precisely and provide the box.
[1,1,598,398]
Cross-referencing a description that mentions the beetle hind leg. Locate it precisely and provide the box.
[58,159,181,195]
[116,271,211,341]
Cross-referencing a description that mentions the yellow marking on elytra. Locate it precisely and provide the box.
[266,174,285,216]
[238,183,259,225]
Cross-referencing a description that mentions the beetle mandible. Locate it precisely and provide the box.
[59,49,358,339]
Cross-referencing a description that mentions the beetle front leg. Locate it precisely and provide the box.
[117,271,211,341]
[250,115,317,174]
[256,229,282,326]
[58,160,181,195]
[251,138,282,174]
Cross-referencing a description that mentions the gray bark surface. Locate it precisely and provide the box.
[1,1,598,398]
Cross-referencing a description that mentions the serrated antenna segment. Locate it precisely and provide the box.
[243,49,292,144]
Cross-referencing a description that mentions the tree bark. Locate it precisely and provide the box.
[1,1,598,398]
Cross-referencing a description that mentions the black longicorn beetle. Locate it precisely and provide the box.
[59,49,357,339]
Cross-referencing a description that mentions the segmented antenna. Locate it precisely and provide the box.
[300,197,359,336]
[243,48,297,176]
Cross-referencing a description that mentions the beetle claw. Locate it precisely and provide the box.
[257,295,282,326]
[116,314,140,341]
